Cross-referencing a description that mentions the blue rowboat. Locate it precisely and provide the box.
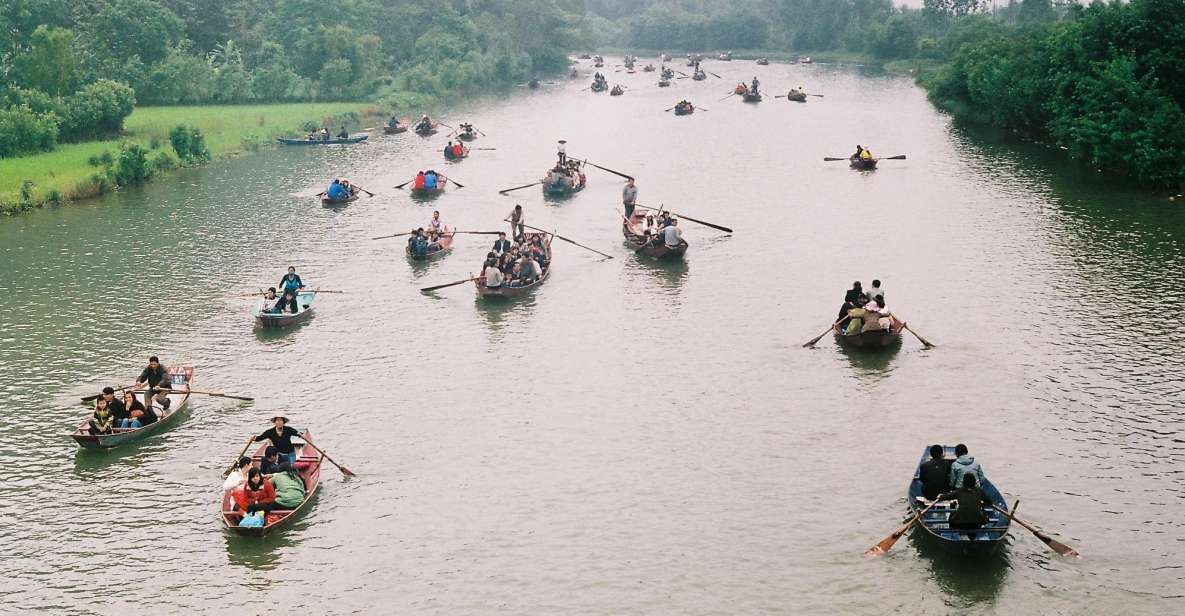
[908,445,1012,555]
[254,290,317,328]
[277,135,368,146]
[71,366,194,449]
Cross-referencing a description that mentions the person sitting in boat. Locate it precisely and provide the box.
[254,416,301,466]
[851,145,864,162]
[843,304,867,335]
[860,147,873,161]
[260,446,284,475]
[862,297,892,333]
[482,257,504,289]
[413,171,426,190]
[868,279,884,302]
[451,142,464,158]
[266,463,307,512]
[409,228,429,258]
[273,290,298,314]
[337,125,349,139]
[936,473,993,530]
[844,281,864,304]
[280,266,304,296]
[319,128,330,141]
[918,445,953,500]
[134,356,172,412]
[492,232,512,256]
[327,179,348,200]
[948,443,986,490]
[529,238,548,270]
[222,456,253,496]
[388,116,400,129]
[518,254,541,285]
[428,211,444,239]
[423,170,439,190]
[119,390,150,429]
[233,467,275,515]
[444,141,456,158]
[416,115,432,131]
[498,249,518,276]
[661,219,683,248]
[88,397,115,435]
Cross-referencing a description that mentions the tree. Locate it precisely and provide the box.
[84,0,185,68]
[10,26,76,96]
[1018,0,1056,23]
[924,0,987,18]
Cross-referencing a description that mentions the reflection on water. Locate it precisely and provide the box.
[911,531,1012,608]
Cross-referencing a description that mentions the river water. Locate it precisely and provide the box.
[2,60,1183,615]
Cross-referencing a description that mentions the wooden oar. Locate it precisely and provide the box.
[865,502,937,557]
[472,147,497,151]
[372,231,415,240]
[717,92,736,102]
[520,223,614,259]
[899,320,935,348]
[129,387,253,401]
[223,435,257,477]
[883,155,907,160]
[809,94,825,98]
[316,190,327,196]
[357,187,375,197]
[803,317,845,347]
[452,230,503,235]
[993,505,1080,558]
[579,159,634,181]
[80,384,132,402]
[634,204,732,233]
[394,178,415,189]
[439,175,464,189]
[823,157,851,162]
[300,439,356,477]
[421,277,478,293]
[499,182,540,194]
[708,71,722,78]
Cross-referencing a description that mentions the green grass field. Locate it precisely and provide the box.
[0,102,373,207]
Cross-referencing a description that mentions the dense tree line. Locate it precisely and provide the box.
[0,0,588,158]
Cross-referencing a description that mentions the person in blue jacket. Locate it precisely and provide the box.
[327,179,345,199]
[279,266,304,296]
[424,170,438,190]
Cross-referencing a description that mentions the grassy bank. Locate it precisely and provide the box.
[1,102,376,213]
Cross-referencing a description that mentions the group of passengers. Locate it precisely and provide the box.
[480,230,549,289]
[304,126,350,141]
[221,416,310,527]
[592,72,608,90]
[836,279,892,335]
[638,211,684,249]
[412,169,443,191]
[443,140,467,159]
[851,145,875,162]
[407,211,449,257]
[918,444,994,530]
[325,178,358,200]
[260,266,306,315]
[86,356,173,434]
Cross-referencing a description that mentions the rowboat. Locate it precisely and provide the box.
[756,58,769,65]
[415,123,439,136]
[405,229,454,261]
[528,78,540,89]
[718,52,732,61]
[410,178,448,198]
[786,90,807,103]
[642,64,656,72]
[254,290,317,328]
[742,92,763,103]
[610,86,624,96]
[278,135,368,146]
[623,212,687,260]
[578,53,591,60]
[457,131,477,142]
[850,158,879,170]
[475,232,552,298]
[799,56,813,64]
[833,313,902,348]
[674,103,694,116]
[591,81,608,92]
[71,366,194,449]
[692,72,706,81]
[383,125,408,135]
[658,79,671,87]
[444,146,470,161]
[320,190,359,206]
[221,431,324,537]
[542,170,586,196]
[908,445,1011,555]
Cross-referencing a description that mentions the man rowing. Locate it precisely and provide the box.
[622,178,639,218]
[133,355,173,412]
[506,204,525,241]
[750,76,760,96]
[416,115,433,132]
[279,266,304,296]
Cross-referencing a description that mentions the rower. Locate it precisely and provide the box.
[661,219,683,248]
[861,147,874,161]
[506,204,525,241]
[844,281,864,304]
[622,178,638,218]
[253,416,302,466]
[388,116,400,128]
[918,445,953,501]
[557,139,567,166]
[133,356,173,412]
[327,179,346,199]
[451,142,464,158]
[851,145,864,162]
[409,228,429,257]
[868,279,884,302]
[428,211,444,239]
[279,266,304,297]
[418,114,431,131]
[936,474,993,530]
[413,171,426,190]
[751,76,760,95]
[337,125,348,139]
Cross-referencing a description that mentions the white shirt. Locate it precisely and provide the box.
[662,225,682,247]
[484,266,503,287]
[622,185,638,203]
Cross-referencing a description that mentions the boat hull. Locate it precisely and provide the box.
[850,158,879,170]
[405,230,455,261]
[623,212,687,260]
[476,232,552,298]
[72,366,194,449]
[383,125,407,134]
[321,194,358,206]
[908,445,1011,555]
[742,93,763,103]
[278,135,368,146]
[833,316,903,348]
[254,290,316,328]
[222,433,324,537]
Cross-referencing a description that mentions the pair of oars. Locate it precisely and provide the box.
[81,386,253,403]
[371,230,502,241]
[663,105,709,112]
[394,174,466,189]
[316,186,375,198]
[775,93,825,99]
[823,155,907,162]
[233,289,344,297]
[802,315,934,348]
[865,498,1081,558]
[223,433,355,477]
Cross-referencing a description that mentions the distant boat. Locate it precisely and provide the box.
[278,135,368,146]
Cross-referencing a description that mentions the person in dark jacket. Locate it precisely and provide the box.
[918,444,952,500]
[844,281,863,303]
[254,416,302,466]
[279,266,304,295]
[274,290,298,314]
[492,232,512,256]
[260,446,284,475]
[133,356,172,411]
[937,473,993,529]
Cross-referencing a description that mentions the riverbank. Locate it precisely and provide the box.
[0,102,378,214]
[586,48,933,75]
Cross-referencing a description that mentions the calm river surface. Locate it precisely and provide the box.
[2,60,1184,615]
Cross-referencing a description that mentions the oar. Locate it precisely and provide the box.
[316,190,327,196]
[823,157,851,162]
[223,435,257,477]
[717,92,736,102]
[472,147,497,151]
[308,289,344,293]
[439,175,464,188]
[499,182,540,194]
[80,384,132,402]
[519,223,614,259]
[634,204,731,233]
[809,94,825,98]
[899,320,935,348]
[579,159,634,181]
[300,439,356,477]
[421,277,478,293]
[372,231,415,240]
[452,230,503,235]
[803,317,846,347]
[883,155,907,160]
[865,502,937,557]
[357,187,375,197]
[438,123,454,130]
[183,389,254,401]
[394,178,415,189]
[708,71,722,78]
[993,505,1080,558]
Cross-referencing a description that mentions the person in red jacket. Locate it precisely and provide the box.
[233,468,275,512]
[413,171,426,190]
[452,142,464,158]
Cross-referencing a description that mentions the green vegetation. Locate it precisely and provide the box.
[0,102,369,212]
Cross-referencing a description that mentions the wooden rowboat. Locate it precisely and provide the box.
[444,146,470,161]
[658,79,672,87]
[674,104,694,116]
[642,64,656,72]
[278,135,368,146]
[692,72,707,81]
[383,125,408,135]
[221,431,324,537]
[410,178,448,198]
[71,366,194,449]
[742,92,763,103]
[623,212,687,260]
[833,313,903,348]
[254,290,317,328]
[320,190,359,206]
[475,232,553,298]
[591,81,608,92]
[610,87,624,96]
[756,58,769,65]
[850,158,879,170]
[541,171,586,196]
[415,122,439,136]
[457,131,477,142]
[908,445,1011,555]
[405,229,454,261]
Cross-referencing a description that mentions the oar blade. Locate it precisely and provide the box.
[1045,536,1081,559]
[864,522,911,558]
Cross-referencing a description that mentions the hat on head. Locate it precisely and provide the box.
[271,416,289,424]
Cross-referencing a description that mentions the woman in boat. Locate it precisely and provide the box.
[89,398,115,435]
[279,266,303,296]
[259,464,307,513]
[222,456,253,496]
[233,467,275,513]
[936,474,993,529]
[482,258,504,289]
[253,416,302,466]
[118,390,149,429]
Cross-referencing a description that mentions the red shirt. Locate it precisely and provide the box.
[452,144,463,157]
[234,480,275,510]
[414,174,425,189]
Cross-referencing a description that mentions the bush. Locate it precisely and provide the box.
[110,142,154,185]
[152,151,175,172]
[0,105,60,158]
[58,80,136,142]
[168,125,210,163]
